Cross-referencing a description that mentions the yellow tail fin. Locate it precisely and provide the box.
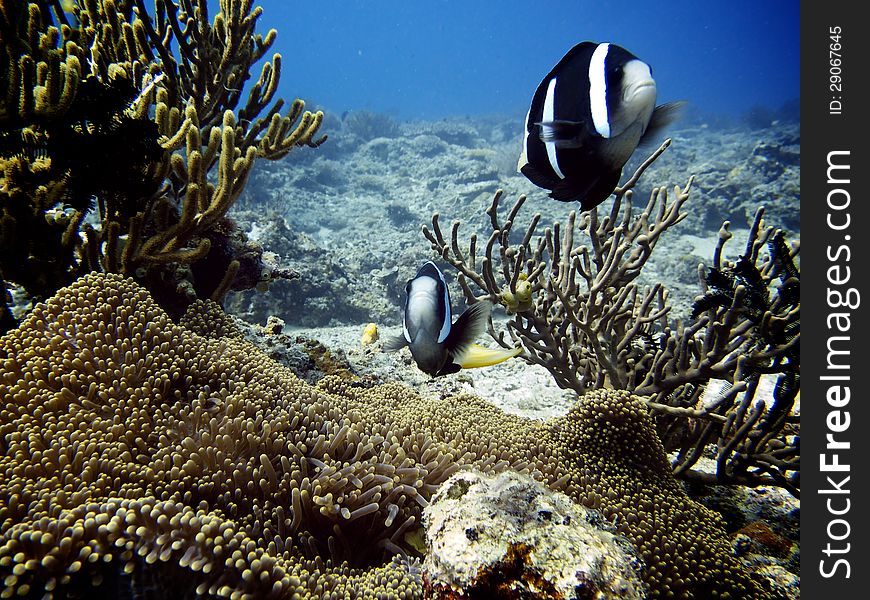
[455,344,522,369]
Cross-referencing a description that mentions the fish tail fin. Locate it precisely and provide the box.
[444,300,492,357]
[640,100,686,145]
[455,343,522,369]
[536,120,586,148]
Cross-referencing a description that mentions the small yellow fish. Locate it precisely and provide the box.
[500,273,534,314]
[361,323,379,346]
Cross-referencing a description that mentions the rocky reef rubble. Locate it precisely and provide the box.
[228,114,799,329]
[230,313,577,420]
[422,470,647,600]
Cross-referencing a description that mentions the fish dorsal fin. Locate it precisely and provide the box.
[444,301,492,358]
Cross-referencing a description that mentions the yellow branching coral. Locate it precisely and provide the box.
[0,0,325,327]
[0,273,771,598]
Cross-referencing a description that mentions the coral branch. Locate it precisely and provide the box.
[1,0,326,324]
[424,140,800,493]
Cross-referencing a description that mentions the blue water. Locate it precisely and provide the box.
[253,0,799,121]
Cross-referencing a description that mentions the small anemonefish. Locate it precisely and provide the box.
[518,41,684,210]
[385,261,520,376]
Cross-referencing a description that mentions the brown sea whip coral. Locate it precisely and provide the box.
[423,140,800,493]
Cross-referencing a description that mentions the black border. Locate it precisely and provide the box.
[801,2,869,597]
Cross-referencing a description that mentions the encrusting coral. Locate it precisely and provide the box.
[423,140,800,494]
[0,0,325,331]
[0,273,773,598]
[422,470,648,599]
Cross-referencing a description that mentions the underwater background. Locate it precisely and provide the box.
[227,0,801,333]
[256,0,800,121]
[0,0,801,597]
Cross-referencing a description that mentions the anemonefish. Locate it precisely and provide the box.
[518,41,683,210]
[385,261,520,376]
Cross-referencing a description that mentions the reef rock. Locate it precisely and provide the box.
[422,470,647,599]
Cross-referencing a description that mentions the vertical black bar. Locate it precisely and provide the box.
[801,1,869,598]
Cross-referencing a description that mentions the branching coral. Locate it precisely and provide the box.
[423,140,800,494]
[0,273,772,598]
[425,141,684,394]
[668,215,799,493]
[0,0,325,330]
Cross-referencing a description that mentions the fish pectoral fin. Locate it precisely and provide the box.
[639,100,686,146]
[454,344,522,369]
[382,334,408,352]
[536,120,587,148]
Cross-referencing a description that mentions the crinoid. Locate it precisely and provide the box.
[692,255,769,322]
[48,75,164,219]
[693,229,799,373]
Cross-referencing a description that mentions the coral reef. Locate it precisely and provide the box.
[225,212,392,327]
[0,273,771,598]
[229,114,798,337]
[0,0,325,331]
[665,122,800,234]
[340,110,402,144]
[423,141,800,494]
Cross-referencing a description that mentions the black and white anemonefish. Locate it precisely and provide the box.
[385,261,520,376]
[518,41,683,210]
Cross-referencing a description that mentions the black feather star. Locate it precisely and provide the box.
[48,75,164,219]
[763,231,800,361]
[691,256,769,322]
[767,230,800,309]
[0,75,164,218]
[692,233,799,370]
